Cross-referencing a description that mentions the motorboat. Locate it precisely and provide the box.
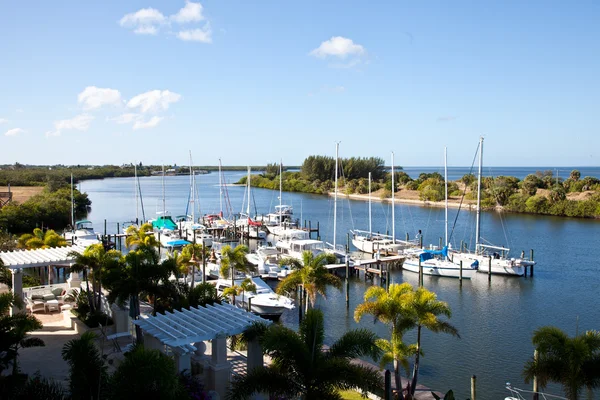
[276,239,326,263]
[216,276,294,318]
[64,220,101,246]
[246,246,292,278]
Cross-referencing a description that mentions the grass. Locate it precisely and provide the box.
[340,390,367,400]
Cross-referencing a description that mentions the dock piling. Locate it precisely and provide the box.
[459,260,463,283]
[530,249,535,277]
[471,375,477,400]
[418,259,423,287]
[488,257,492,280]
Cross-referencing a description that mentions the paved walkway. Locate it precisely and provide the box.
[18,313,75,386]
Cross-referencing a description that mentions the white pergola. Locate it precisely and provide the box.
[0,244,87,269]
[0,245,87,314]
[134,303,271,398]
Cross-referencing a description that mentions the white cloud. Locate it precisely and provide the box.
[310,36,365,59]
[133,116,163,130]
[46,114,94,137]
[171,1,204,23]
[119,7,166,35]
[4,128,25,137]
[0,118,7,124]
[78,86,122,110]
[109,113,141,124]
[177,26,212,43]
[127,90,181,113]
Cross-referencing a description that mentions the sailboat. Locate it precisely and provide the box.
[451,137,535,276]
[323,142,350,263]
[122,163,147,233]
[64,174,101,246]
[351,153,417,254]
[235,166,266,239]
[402,147,478,279]
[262,162,297,230]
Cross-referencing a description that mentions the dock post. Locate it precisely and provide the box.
[157,232,161,258]
[345,233,350,309]
[201,239,206,284]
[406,232,409,242]
[439,237,442,249]
[530,249,535,277]
[418,259,423,287]
[248,297,252,313]
[104,219,107,237]
[532,350,539,400]
[308,221,311,238]
[116,223,120,250]
[488,257,492,280]
[298,286,303,323]
[386,262,390,291]
[459,261,463,283]
[460,240,464,252]
[384,370,391,400]
[419,235,423,248]
[317,221,320,238]
[193,230,196,244]
[471,375,477,400]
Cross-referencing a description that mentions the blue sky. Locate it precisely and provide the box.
[1,1,599,167]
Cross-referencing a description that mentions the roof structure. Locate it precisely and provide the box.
[0,244,88,269]
[133,303,272,351]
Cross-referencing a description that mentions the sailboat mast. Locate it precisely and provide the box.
[162,165,166,216]
[475,136,484,254]
[279,160,282,227]
[190,151,195,223]
[368,172,372,236]
[134,164,139,221]
[70,174,74,228]
[444,147,448,247]
[391,152,395,243]
[246,166,251,215]
[219,159,223,215]
[333,142,339,248]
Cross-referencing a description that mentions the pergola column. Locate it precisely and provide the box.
[172,347,192,373]
[11,268,24,315]
[208,335,230,397]
[247,338,266,400]
[67,262,82,289]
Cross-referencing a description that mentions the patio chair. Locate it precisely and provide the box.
[98,323,134,355]
[26,297,46,314]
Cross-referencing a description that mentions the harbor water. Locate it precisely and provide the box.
[81,171,599,399]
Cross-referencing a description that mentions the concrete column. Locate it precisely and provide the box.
[247,338,266,400]
[173,348,192,373]
[208,336,230,398]
[111,304,131,334]
[11,269,24,315]
[67,264,82,289]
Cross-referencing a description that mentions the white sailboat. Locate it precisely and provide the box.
[64,174,101,246]
[236,166,267,239]
[323,143,350,263]
[403,147,478,279]
[451,137,534,276]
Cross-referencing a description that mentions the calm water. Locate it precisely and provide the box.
[81,172,599,399]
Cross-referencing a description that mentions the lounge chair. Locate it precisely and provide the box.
[26,297,46,314]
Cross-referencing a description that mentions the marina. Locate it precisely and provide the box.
[71,170,595,399]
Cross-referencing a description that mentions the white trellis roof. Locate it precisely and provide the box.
[134,303,272,350]
[0,244,88,269]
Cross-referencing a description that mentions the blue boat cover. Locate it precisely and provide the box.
[152,216,178,230]
[166,240,191,247]
[419,246,449,262]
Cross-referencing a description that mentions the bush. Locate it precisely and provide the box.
[525,196,549,214]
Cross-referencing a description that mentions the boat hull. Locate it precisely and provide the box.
[451,253,525,276]
[351,237,404,254]
[403,258,477,279]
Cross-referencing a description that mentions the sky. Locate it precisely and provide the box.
[1,1,599,167]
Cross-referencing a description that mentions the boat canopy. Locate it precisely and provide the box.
[75,220,92,225]
[152,215,177,230]
[419,246,449,262]
[166,239,191,247]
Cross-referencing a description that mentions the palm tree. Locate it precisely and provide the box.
[220,244,252,287]
[227,309,383,400]
[0,258,12,288]
[276,251,340,311]
[0,292,44,375]
[61,331,108,400]
[68,244,123,313]
[108,344,186,400]
[180,243,209,288]
[354,283,418,399]
[240,277,257,306]
[102,243,176,343]
[523,326,600,400]
[405,286,459,397]
[17,228,67,249]
[125,223,158,249]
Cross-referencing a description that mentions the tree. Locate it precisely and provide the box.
[569,170,581,182]
[227,309,383,400]
[276,251,340,311]
[219,244,252,289]
[405,286,459,397]
[523,326,600,400]
[108,345,186,400]
[61,331,108,400]
[354,284,417,399]
[179,243,210,289]
[68,244,122,314]
[102,244,176,343]
[17,228,67,249]
[240,277,257,306]
[125,223,158,249]
[0,292,44,375]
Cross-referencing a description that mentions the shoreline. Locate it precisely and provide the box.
[329,192,478,210]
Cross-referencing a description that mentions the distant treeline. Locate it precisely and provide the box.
[0,163,301,187]
[0,187,91,234]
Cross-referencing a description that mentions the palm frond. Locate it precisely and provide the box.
[227,367,301,400]
[328,329,382,361]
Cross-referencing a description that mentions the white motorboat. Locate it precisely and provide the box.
[64,220,101,246]
[276,239,326,262]
[216,277,294,318]
[246,246,291,278]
